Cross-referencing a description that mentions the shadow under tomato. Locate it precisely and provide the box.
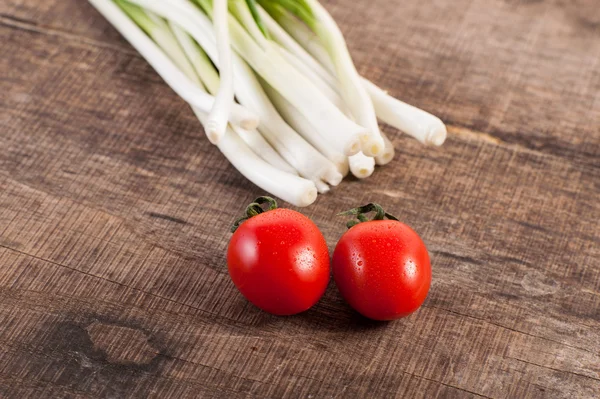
[298,307,390,333]
[223,281,395,333]
[286,284,391,333]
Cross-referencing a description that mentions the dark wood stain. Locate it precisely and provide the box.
[1,0,599,398]
[10,317,169,398]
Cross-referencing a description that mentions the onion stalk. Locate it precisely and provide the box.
[349,152,375,179]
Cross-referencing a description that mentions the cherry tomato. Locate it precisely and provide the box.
[227,197,330,316]
[332,204,431,321]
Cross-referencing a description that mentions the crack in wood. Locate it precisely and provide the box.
[431,250,485,266]
[0,171,205,264]
[447,124,600,169]
[0,14,137,55]
[147,212,189,225]
[429,305,598,357]
[0,244,241,327]
[507,356,600,383]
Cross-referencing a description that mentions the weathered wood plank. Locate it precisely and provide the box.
[1,0,599,398]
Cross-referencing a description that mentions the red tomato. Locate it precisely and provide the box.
[227,201,330,316]
[333,217,431,321]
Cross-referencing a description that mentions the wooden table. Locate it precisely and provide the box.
[1,0,599,397]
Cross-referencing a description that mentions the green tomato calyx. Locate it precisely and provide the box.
[231,196,278,232]
[338,203,399,229]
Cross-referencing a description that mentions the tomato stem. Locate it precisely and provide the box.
[231,196,278,232]
[338,203,399,229]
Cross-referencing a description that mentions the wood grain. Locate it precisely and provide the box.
[1,0,599,398]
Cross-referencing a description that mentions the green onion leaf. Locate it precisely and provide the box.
[259,0,316,30]
[246,0,271,38]
[115,0,158,35]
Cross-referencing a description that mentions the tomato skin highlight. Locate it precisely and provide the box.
[332,220,431,321]
[227,208,330,316]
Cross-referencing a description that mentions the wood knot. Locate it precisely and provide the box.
[520,270,559,297]
[86,321,158,365]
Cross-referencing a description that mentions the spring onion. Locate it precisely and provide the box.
[89,0,447,206]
